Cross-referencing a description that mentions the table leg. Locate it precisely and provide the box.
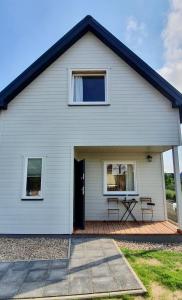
[120,202,137,222]
[120,203,129,221]
[125,202,137,221]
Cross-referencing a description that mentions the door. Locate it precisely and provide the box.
[74,159,85,229]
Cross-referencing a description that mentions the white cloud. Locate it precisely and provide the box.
[158,0,182,90]
[125,16,147,46]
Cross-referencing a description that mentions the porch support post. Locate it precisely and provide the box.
[172,146,182,232]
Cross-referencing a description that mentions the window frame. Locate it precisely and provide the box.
[103,161,137,195]
[22,157,45,200]
[68,69,109,105]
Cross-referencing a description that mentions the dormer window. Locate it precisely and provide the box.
[69,70,108,105]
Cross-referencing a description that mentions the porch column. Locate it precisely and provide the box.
[172,146,182,231]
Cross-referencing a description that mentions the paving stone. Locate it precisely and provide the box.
[102,244,119,251]
[0,272,5,280]
[103,248,120,257]
[25,269,48,282]
[49,259,68,269]
[69,268,91,279]
[0,282,20,299]
[85,242,102,248]
[109,261,130,275]
[111,262,140,289]
[0,269,27,285]
[71,249,85,259]
[107,254,123,265]
[0,262,12,272]
[69,276,93,295]
[92,275,118,293]
[30,260,50,270]
[12,261,31,271]
[71,244,85,251]
[69,263,92,278]
[86,256,108,265]
[43,279,69,296]
[114,274,141,290]
[16,281,45,298]
[85,249,105,258]
[47,268,68,281]
[68,258,86,268]
[85,243,102,250]
[84,244,99,250]
[91,264,111,277]
[71,238,89,245]
[100,239,114,245]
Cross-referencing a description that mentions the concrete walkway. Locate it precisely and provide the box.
[0,238,145,299]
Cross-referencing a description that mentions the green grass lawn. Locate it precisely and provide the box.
[119,248,182,300]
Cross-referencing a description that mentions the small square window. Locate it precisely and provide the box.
[70,70,108,104]
[104,161,137,195]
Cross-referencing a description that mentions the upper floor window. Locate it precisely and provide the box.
[69,70,108,105]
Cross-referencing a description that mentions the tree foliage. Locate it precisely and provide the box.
[165,173,175,191]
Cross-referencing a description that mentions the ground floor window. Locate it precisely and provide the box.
[104,161,136,195]
[23,157,43,199]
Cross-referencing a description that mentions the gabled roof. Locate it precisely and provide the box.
[0,15,182,122]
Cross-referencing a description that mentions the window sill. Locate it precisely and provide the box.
[21,198,44,201]
[68,102,110,106]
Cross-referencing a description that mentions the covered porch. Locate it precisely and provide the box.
[73,145,182,234]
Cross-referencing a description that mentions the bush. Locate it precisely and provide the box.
[165,173,175,191]
[166,189,176,201]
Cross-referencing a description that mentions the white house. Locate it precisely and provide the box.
[0,16,182,234]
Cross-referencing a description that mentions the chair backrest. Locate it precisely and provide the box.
[140,197,152,209]
[107,198,119,208]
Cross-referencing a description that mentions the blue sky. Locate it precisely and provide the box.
[0,0,181,171]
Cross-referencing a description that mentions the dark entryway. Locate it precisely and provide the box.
[74,159,85,229]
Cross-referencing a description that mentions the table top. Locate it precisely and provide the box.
[118,198,138,203]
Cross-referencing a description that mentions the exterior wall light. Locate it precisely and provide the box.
[146,155,152,162]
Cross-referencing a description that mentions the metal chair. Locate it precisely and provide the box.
[140,197,155,221]
[107,198,120,220]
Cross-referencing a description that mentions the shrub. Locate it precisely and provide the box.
[166,189,176,201]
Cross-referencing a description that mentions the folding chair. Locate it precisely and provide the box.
[140,197,155,221]
[107,198,120,220]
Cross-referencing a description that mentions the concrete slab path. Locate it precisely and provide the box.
[0,238,145,299]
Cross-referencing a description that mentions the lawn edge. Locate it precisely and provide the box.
[113,240,147,294]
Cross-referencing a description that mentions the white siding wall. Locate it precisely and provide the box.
[0,145,72,234]
[77,152,166,221]
[0,32,179,233]
[2,33,180,146]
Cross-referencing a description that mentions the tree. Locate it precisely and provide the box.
[165,173,175,191]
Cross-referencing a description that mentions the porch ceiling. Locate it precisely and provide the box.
[75,146,172,153]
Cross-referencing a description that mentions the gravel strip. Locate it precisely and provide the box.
[0,237,69,261]
[116,240,182,251]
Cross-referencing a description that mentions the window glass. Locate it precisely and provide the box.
[73,75,105,102]
[26,158,42,196]
[106,163,134,192]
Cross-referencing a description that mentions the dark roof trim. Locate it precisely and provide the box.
[0,15,182,122]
